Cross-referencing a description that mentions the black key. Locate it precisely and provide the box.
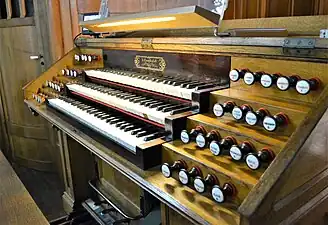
[124,125,138,132]
[108,118,123,124]
[143,100,160,107]
[130,97,147,103]
[115,121,128,127]
[136,131,153,138]
[131,128,144,135]
[161,105,184,112]
[195,83,216,90]
[96,112,108,118]
[105,117,118,122]
[148,102,167,108]
[156,104,174,111]
[139,99,154,106]
[99,114,113,120]
[170,105,199,115]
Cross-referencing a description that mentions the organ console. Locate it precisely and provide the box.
[22,6,328,225]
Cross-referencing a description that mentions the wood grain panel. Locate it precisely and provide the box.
[77,0,101,13]
[0,25,54,171]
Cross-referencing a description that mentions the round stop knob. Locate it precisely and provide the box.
[260,73,279,88]
[180,130,190,144]
[210,136,236,156]
[229,141,255,161]
[161,160,187,178]
[180,126,206,144]
[196,130,221,149]
[211,183,236,203]
[213,101,236,117]
[232,104,252,121]
[246,148,275,170]
[263,112,288,132]
[193,174,218,193]
[244,71,262,85]
[276,75,300,91]
[245,108,269,126]
[296,78,320,95]
[229,69,249,82]
[178,167,202,185]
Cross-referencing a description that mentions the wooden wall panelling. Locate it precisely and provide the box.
[77,0,101,13]
[59,0,74,54]
[70,0,80,40]
[48,0,64,63]
[18,0,26,17]
[0,26,54,171]
[5,0,12,19]
[314,0,328,15]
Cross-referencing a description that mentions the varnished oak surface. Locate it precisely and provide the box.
[0,151,49,225]
[24,100,238,225]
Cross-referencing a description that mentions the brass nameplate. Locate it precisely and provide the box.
[134,55,166,72]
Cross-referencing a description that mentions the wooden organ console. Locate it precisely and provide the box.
[23,7,328,225]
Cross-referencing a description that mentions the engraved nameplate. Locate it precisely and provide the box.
[134,55,166,72]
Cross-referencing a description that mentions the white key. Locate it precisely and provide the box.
[47,98,148,153]
[66,84,172,125]
[84,70,196,100]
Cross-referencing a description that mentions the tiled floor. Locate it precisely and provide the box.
[12,164,67,221]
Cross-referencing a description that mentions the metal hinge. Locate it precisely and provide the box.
[282,38,315,56]
[141,38,153,49]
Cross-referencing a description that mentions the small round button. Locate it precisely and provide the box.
[213,103,224,117]
[210,141,221,156]
[180,130,190,144]
[229,69,240,82]
[161,163,171,178]
[276,76,290,91]
[244,72,255,85]
[196,134,206,148]
[232,107,243,120]
[178,170,189,185]
[212,185,224,203]
[246,154,260,170]
[263,116,277,132]
[260,74,273,88]
[193,177,206,193]
[296,80,310,95]
[245,111,258,126]
[229,145,243,161]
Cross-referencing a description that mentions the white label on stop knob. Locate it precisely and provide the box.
[245,112,257,126]
[212,186,225,203]
[161,164,171,178]
[210,142,221,156]
[180,131,190,144]
[213,103,224,117]
[88,55,92,62]
[263,116,277,131]
[178,170,189,185]
[246,154,260,170]
[244,72,255,85]
[229,70,239,82]
[232,107,243,120]
[194,178,205,193]
[196,135,206,148]
[261,74,273,88]
[230,146,243,161]
[277,77,290,91]
[296,80,310,95]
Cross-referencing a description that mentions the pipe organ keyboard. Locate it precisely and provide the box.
[23,27,328,225]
